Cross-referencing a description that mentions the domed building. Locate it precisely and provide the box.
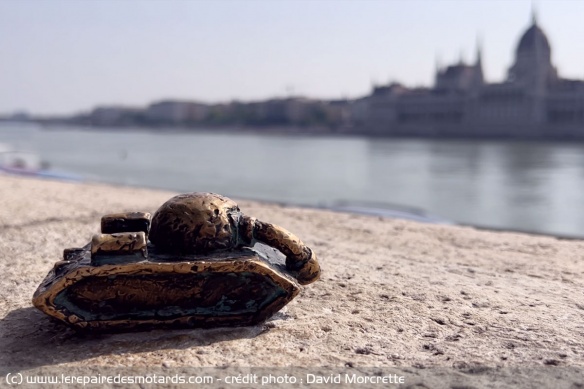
[508,16,558,86]
[360,14,584,139]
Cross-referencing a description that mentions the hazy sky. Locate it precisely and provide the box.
[1,0,584,115]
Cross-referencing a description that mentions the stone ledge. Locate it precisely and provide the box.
[0,175,583,387]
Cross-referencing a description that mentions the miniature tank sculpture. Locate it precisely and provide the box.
[32,192,320,330]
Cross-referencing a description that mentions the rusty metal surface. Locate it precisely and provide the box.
[90,232,147,257]
[90,232,147,266]
[33,247,299,330]
[32,192,320,331]
[149,192,320,285]
[101,212,151,234]
[149,192,240,254]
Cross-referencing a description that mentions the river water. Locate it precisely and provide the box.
[2,122,584,238]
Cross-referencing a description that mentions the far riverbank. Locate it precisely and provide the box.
[2,122,584,238]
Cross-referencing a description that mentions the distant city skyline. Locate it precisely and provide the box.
[1,0,584,115]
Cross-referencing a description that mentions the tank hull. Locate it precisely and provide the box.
[33,245,300,331]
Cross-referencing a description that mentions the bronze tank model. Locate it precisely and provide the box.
[32,192,320,330]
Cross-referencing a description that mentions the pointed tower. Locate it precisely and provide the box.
[435,53,442,74]
[531,1,538,26]
[434,53,443,87]
[473,36,485,88]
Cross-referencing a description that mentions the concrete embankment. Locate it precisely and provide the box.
[0,175,582,388]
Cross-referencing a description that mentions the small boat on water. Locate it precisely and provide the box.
[0,143,82,181]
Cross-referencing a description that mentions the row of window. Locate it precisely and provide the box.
[548,110,584,123]
[397,112,463,124]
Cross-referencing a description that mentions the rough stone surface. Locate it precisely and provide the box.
[0,175,583,387]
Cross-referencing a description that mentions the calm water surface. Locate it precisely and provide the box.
[2,123,584,238]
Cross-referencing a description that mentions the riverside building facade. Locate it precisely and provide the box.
[360,15,584,139]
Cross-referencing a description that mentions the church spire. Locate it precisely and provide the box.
[473,35,484,87]
[475,35,483,66]
[531,1,538,25]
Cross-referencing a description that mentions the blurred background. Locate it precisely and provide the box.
[2,0,584,237]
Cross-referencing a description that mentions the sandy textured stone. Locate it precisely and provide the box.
[0,175,583,387]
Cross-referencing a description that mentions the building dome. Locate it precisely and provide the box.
[516,24,551,55]
[507,19,558,85]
